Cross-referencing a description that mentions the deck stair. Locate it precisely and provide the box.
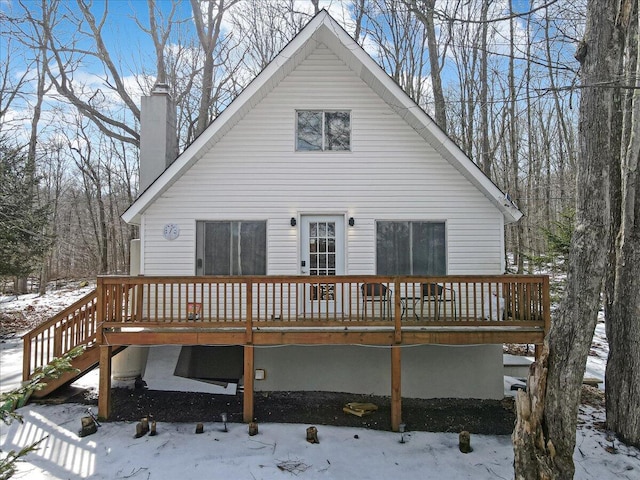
[21,289,120,398]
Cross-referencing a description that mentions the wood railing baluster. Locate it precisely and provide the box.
[23,274,549,383]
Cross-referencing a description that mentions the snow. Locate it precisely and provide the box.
[2,290,639,479]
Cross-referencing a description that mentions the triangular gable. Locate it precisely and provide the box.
[123,10,522,225]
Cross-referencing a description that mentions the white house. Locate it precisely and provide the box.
[121,10,522,401]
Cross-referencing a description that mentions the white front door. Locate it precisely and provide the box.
[300,215,345,314]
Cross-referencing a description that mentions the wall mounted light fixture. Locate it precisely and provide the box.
[290,217,297,227]
[348,217,355,227]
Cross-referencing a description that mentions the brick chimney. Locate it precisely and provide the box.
[139,83,177,193]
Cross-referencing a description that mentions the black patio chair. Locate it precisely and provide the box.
[361,282,391,319]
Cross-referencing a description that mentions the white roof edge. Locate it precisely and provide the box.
[122,10,522,225]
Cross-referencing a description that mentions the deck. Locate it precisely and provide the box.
[23,274,549,431]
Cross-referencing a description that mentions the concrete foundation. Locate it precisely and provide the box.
[253,344,504,399]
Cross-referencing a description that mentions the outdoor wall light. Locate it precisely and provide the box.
[348,217,355,227]
[290,217,297,227]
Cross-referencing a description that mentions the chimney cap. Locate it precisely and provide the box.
[151,82,171,96]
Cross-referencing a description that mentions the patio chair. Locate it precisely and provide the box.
[414,283,456,320]
[361,282,391,319]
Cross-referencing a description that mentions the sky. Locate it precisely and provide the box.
[0,0,580,153]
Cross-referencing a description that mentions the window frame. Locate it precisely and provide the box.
[295,110,351,151]
[195,220,267,276]
[375,220,447,276]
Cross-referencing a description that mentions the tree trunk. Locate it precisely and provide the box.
[478,0,491,177]
[420,0,447,133]
[607,205,640,447]
[606,0,640,447]
[513,345,554,479]
[190,0,232,137]
[513,0,623,477]
[508,0,523,273]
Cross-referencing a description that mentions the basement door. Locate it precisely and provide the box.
[300,215,345,315]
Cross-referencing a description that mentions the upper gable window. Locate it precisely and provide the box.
[296,110,350,151]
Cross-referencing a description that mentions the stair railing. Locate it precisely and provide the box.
[22,289,98,381]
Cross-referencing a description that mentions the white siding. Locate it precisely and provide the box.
[142,44,503,276]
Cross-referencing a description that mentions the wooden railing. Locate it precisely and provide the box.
[22,289,98,381]
[23,275,549,382]
[98,275,550,332]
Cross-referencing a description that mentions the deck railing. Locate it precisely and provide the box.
[99,275,550,331]
[23,289,98,380]
[23,275,549,381]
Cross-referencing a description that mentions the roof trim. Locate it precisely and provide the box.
[123,10,522,225]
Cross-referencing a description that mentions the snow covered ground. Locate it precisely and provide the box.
[1,286,639,479]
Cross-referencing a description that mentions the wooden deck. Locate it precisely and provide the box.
[23,274,550,431]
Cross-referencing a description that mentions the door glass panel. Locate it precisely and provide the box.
[308,220,336,300]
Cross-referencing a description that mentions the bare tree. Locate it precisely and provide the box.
[2,3,55,292]
[190,0,241,136]
[606,0,640,448]
[368,0,430,106]
[477,0,491,177]
[134,0,182,85]
[513,0,625,477]
[407,0,448,132]
[0,39,31,134]
[33,0,141,146]
[230,0,308,76]
[66,119,110,274]
[38,139,69,281]
[352,0,368,43]
[27,46,51,294]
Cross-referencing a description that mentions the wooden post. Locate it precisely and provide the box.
[97,278,112,421]
[53,327,63,357]
[97,277,105,329]
[243,279,255,422]
[245,280,253,344]
[391,345,402,431]
[243,345,254,423]
[135,284,144,321]
[394,278,402,344]
[22,334,32,382]
[98,345,112,420]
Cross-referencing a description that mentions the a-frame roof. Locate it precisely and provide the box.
[122,10,522,225]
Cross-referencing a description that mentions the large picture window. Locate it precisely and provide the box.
[296,110,350,151]
[376,221,446,275]
[196,221,266,275]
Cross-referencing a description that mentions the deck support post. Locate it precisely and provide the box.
[243,345,254,423]
[98,345,113,420]
[391,345,402,431]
